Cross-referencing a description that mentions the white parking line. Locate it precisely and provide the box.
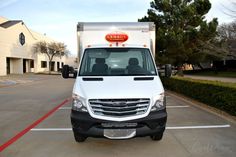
[166,105,189,108]
[166,124,231,129]
[31,128,72,131]
[30,124,230,131]
[59,107,71,110]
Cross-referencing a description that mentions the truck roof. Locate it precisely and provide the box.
[77,22,155,31]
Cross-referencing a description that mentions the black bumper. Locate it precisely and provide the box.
[71,109,167,138]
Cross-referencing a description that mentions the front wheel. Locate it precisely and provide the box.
[73,130,87,142]
[150,132,163,141]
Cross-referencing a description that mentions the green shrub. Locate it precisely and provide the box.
[161,77,236,116]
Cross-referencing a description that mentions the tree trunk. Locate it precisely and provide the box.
[197,63,204,70]
[46,53,52,75]
[213,66,218,74]
[49,60,51,74]
[49,53,56,75]
[177,65,184,76]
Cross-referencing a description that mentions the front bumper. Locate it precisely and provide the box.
[71,109,167,138]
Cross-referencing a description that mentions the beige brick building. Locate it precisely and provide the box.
[0,17,69,76]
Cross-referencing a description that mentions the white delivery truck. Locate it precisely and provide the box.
[62,22,167,142]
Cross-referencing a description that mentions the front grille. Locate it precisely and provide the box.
[89,99,150,117]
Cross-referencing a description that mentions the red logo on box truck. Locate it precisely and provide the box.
[105,32,128,43]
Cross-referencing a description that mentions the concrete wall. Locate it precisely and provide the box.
[0,56,6,75]
[0,21,36,75]
[35,54,66,73]
[0,23,35,59]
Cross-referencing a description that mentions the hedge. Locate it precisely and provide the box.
[161,77,236,116]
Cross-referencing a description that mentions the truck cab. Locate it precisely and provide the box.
[63,22,167,142]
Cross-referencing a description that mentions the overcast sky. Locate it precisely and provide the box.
[0,0,235,56]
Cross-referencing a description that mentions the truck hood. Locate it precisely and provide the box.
[73,76,164,99]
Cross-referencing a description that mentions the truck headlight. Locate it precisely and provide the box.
[151,93,166,111]
[72,94,88,112]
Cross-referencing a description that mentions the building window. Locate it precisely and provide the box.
[30,60,34,68]
[19,32,25,46]
[41,61,47,68]
[61,62,64,67]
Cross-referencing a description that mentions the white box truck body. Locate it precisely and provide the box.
[77,22,156,60]
[64,22,167,142]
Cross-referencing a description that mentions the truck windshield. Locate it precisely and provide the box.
[79,48,157,76]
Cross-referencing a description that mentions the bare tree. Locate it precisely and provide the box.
[218,20,236,59]
[33,41,69,74]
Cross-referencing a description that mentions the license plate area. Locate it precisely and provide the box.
[101,122,137,128]
[104,129,136,139]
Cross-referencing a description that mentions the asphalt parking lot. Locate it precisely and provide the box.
[0,75,235,157]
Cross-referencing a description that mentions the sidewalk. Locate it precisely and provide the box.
[184,75,236,83]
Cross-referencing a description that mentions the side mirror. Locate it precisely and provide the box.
[62,65,78,79]
[165,64,172,78]
[62,65,69,79]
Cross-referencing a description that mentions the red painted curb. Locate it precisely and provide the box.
[0,98,69,152]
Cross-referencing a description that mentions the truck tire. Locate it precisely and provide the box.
[150,132,163,141]
[73,130,87,142]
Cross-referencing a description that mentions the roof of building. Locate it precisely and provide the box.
[30,29,55,42]
[0,18,56,42]
[0,16,8,24]
[0,20,23,28]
